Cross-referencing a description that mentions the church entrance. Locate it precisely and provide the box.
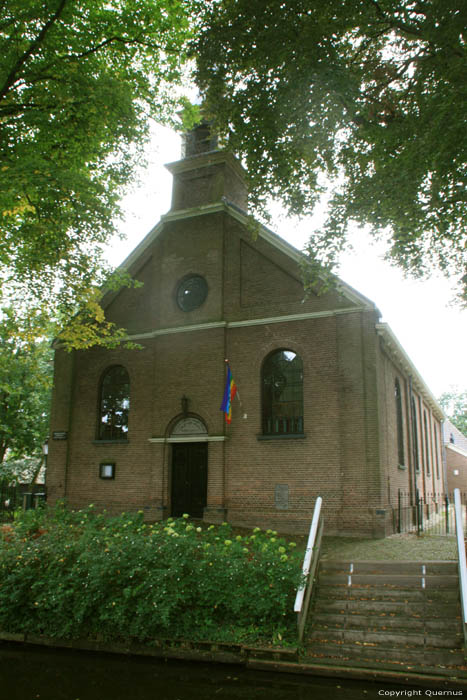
[171,443,207,518]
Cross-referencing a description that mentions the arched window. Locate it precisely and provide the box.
[411,395,420,472]
[423,410,431,476]
[394,378,405,466]
[433,424,440,479]
[97,366,130,441]
[262,350,303,436]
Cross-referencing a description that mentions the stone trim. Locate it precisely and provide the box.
[128,322,226,341]
[124,307,368,342]
[114,198,375,311]
[149,436,227,444]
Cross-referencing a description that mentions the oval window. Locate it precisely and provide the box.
[176,275,208,312]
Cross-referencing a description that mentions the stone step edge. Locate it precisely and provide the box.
[318,574,459,585]
[2,630,465,689]
[308,629,464,647]
[314,596,460,606]
[305,640,465,661]
[310,598,461,621]
[247,658,467,689]
[314,595,461,603]
[298,654,463,676]
[308,637,464,652]
[319,560,458,566]
[0,631,298,664]
[308,612,462,636]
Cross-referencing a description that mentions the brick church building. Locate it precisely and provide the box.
[46,125,446,537]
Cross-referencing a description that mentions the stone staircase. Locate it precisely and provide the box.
[304,560,465,671]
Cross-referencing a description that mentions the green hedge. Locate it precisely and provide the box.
[0,505,304,645]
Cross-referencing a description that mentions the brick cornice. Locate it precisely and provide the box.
[376,322,444,420]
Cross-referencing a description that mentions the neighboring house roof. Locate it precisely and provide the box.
[443,419,467,457]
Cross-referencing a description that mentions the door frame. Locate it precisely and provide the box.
[170,441,208,518]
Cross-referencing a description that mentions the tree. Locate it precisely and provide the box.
[0,308,52,471]
[438,389,467,435]
[0,0,194,343]
[193,0,467,302]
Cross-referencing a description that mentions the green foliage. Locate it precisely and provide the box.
[0,506,304,645]
[0,0,194,343]
[0,456,43,487]
[0,307,52,465]
[438,388,467,436]
[194,0,467,302]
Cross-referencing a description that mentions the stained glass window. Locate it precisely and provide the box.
[97,366,130,441]
[395,378,405,466]
[262,350,303,436]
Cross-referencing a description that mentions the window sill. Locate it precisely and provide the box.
[93,440,129,445]
[257,434,306,441]
[398,464,407,470]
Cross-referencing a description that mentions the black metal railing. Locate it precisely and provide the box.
[395,489,466,536]
[0,481,46,521]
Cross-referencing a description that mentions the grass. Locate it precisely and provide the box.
[320,533,459,561]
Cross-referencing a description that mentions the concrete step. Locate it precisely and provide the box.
[312,611,462,633]
[306,558,465,671]
[305,641,465,667]
[318,573,459,588]
[316,582,460,599]
[315,595,459,614]
[314,597,460,616]
[308,625,463,649]
[320,560,458,575]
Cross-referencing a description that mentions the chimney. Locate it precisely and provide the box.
[166,123,247,211]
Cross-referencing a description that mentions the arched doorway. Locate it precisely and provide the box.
[170,418,208,519]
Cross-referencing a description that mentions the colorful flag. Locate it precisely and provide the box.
[220,365,237,424]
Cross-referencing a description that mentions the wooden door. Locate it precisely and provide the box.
[171,443,207,518]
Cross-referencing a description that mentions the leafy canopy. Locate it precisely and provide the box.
[0,308,52,468]
[194,0,467,301]
[438,388,467,436]
[0,0,193,345]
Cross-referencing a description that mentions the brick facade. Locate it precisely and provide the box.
[46,134,446,537]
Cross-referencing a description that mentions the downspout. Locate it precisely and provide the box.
[408,376,418,505]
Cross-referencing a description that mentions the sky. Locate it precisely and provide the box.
[107,124,466,400]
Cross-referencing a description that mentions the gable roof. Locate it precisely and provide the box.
[116,196,378,312]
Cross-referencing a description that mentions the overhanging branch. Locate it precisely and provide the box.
[0,0,69,102]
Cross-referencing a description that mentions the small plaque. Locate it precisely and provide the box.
[275,484,289,510]
[53,431,68,441]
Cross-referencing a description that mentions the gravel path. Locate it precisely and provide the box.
[320,533,459,560]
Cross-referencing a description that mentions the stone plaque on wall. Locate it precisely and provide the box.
[171,418,207,436]
[275,484,289,510]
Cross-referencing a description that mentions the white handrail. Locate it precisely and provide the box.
[454,488,467,625]
[294,496,322,613]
